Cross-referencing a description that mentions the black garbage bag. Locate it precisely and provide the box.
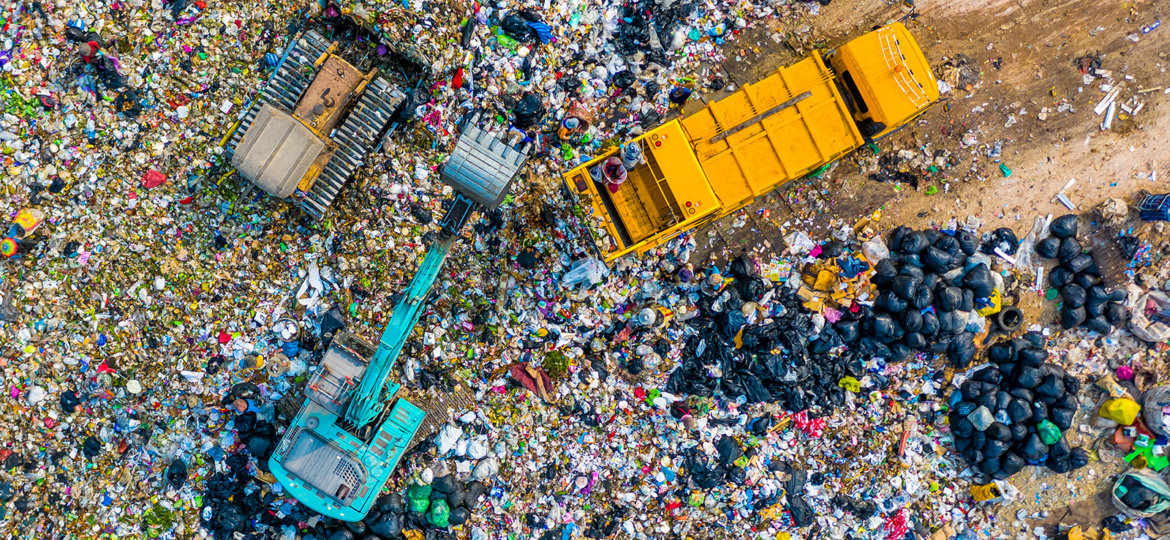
[1105,302,1128,325]
[742,373,772,403]
[988,341,1014,364]
[1060,306,1086,329]
[1021,434,1049,461]
[1049,267,1073,289]
[962,263,995,297]
[448,506,470,526]
[465,481,487,504]
[922,246,954,273]
[934,234,961,254]
[899,310,923,333]
[1036,375,1065,398]
[911,286,933,310]
[1031,401,1050,423]
[1085,317,1112,334]
[892,275,921,300]
[923,229,942,246]
[1017,347,1046,368]
[432,474,458,494]
[1050,214,1078,238]
[787,494,814,527]
[899,231,928,253]
[1069,447,1089,470]
[984,439,1010,459]
[1007,399,1031,423]
[888,226,910,251]
[938,286,962,312]
[166,459,188,489]
[501,13,538,42]
[735,277,767,301]
[948,334,976,368]
[836,320,859,343]
[872,258,897,286]
[987,227,1019,255]
[1064,254,1094,274]
[1048,457,1073,473]
[997,452,1025,478]
[512,93,546,128]
[610,70,636,89]
[872,312,899,341]
[729,254,755,279]
[955,230,977,255]
[720,310,747,339]
[215,503,246,532]
[1010,423,1029,442]
[903,332,926,349]
[1086,286,1111,306]
[978,456,1001,477]
[899,264,925,280]
[716,435,743,468]
[899,253,922,268]
[1036,237,1060,259]
[877,291,909,314]
[952,416,975,438]
[1074,273,1101,290]
[1015,366,1041,388]
[377,493,405,515]
[986,422,1010,441]
[820,240,845,258]
[920,312,939,335]
[344,520,368,536]
[1058,237,1082,262]
[82,436,101,459]
[955,401,977,416]
[60,390,82,414]
[936,311,956,335]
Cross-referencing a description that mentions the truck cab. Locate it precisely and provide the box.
[825,22,940,139]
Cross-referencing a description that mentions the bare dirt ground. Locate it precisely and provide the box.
[689,0,1169,536]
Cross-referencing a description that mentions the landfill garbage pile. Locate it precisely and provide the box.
[665,255,856,410]
[949,333,1088,480]
[870,226,994,368]
[1034,214,1129,332]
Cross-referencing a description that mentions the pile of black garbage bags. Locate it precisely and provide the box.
[666,256,859,410]
[949,332,1088,480]
[870,226,999,368]
[1034,214,1128,332]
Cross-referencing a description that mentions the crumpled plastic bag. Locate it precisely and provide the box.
[1113,469,1170,518]
[561,257,609,289]
[1099,398,1141,425]
[437,424,463,455]
[1130,292,1170,342]
[473,457,500,481]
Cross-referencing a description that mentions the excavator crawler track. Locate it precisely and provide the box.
[225,30,331,157]
[297,77,405,219]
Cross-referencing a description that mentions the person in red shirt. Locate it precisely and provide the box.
[78,41,101,65]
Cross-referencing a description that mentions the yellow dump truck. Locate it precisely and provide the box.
[563,22,939,263]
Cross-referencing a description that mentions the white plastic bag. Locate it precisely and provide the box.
[561,257,609,288]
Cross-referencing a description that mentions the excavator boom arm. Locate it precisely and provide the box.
[343,234,457,427]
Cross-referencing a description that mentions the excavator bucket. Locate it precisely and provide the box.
[440,113,530,209]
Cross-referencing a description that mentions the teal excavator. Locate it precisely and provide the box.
[268,113,529,521]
